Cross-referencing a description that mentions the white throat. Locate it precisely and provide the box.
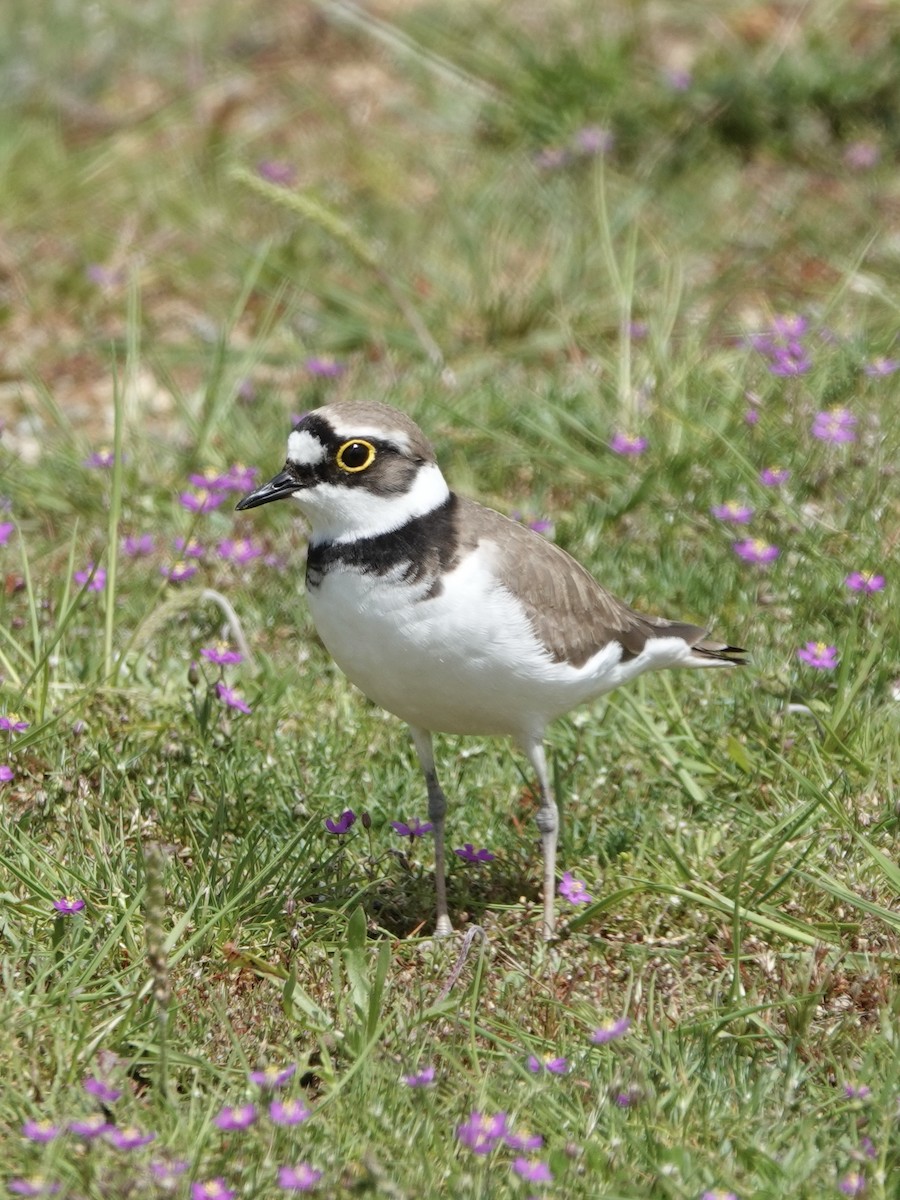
[292,461,451,544]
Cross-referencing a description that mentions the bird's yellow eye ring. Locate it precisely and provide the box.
[335,439,376,472]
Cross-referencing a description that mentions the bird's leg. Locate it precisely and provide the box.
[409,725,453,937]
[523,738,557,940]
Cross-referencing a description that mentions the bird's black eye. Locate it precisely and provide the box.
[335,439,376,472]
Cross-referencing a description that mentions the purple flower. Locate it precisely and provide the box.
[845,571,885,594]
[796,641,838,670]
[8,1180,60,1198]
[844,140,880,170]
[257,160,297,186]
[83,1076,122,1102]
[0,520,14,545]
[216,682,252,714]
[74,564,106,592]
[218,537,264,565]
[173,537,205,559]
[213,1103,257,1131]
[558,872,592,905]
[772,314,808,338]
[526,1054,568,1075]
[733,538,779,565]
[609,432,648,456]
[122,533,155,556]
[504,1127,544,1152]
[269,1099,311,1126]
[454,843,496,863]
[83,448,117,469]
[189,468,232,490]
[277,1164,323,1192]
[456,1111,508,1155]
[701,1192,739,1200]
[512,1157,553,1185]
[401,1066,436,1087]
[574,125,614,155]
[223,464,259,492]
[69,1113,113,1138]
[838,1171,866,1197]
[85,264,125,289]
[768,345,812,376]
[324,809,356,835]
[591,1017,631,1044]
[710,501,754,525]
[812,408,857,443]
[0,713,29,732]
[21,1119,60,1143]
[863,356,899,377]
[160,561,198,583]
[759,466,790,487]
[191,1181,236,1200]
[107,1125,156,1149]
[150,1160,190,1185]
[249,1063,296,1088]
[390,818,434,841]
[628,320,649,340]
[305,357,344,378]
[179,489,225,513]
[843,1083,871,1101]
[744,408,760,425]
[201,643,244,665]
[0,765,14,784]
[53,896,86,915]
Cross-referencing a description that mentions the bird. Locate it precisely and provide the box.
[236,401,744,939]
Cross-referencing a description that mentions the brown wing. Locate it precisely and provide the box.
[456,498,716,668]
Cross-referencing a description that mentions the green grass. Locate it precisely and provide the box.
[2,1,900,1197]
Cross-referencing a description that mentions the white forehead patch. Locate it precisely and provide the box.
[327,419,412,454]
[287,428,327,466]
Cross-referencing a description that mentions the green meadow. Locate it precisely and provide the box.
[1,2,898,1196]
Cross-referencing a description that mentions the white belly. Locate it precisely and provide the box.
[305,546,678,739]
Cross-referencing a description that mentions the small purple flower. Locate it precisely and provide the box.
[505,1127,544,1152]
[628,320,649,340]
[191,1181,236,1200]
[173,537,205,559]
[710,501,754,525]
[160,561,198,583]
[213,1104,257,1131]
[526,1054,568,1075]
[257,160,297,186]
[277,1164,323,1192]
[201,642,244,666]
[772,314,808,338]
[843,1083,871,1101]
[558,872,592,905]
[812,408,857,443]
[838,1171,866,1197]
[0,713,29,732]
[796,641,838,670]
[701,1192,739,1200]
[83,1076,122,1102]
[859,1137,877,1160]
[591,1016,631,1044]
[844,140,880,170]
[269,1099,311,1126]
[53,896,86,915]
[85,264,125,289]
[150,1160,190,1185]
[223,464,260,492]
[456,1111,508,1155]
[454,843,496,863]
[863,356,899,377]
[188,468,231,490]
[768,345,812,376]
[179,489,225,513]
[8,1180,60,1198]
[249,1063,296,1089]
[845,571,885,594]
[609,432,648,456]
[218,537,264,565]
[744,408,760,425]
[390,818,434,841]
[305,357,344,378]
[759,466,790,487]
[70,1113,113,1138]
[324,809,356,835]
[21,1119,60,1143]
[74,564,106,591]
[574,125,614,156]
[83,448,117,469]
[733,538,779,565]
[107,1125,156,1149]
[0,521,14,545]
[216,682,252,714]
[401,1066,436,1087]
[0,765,14,784]
[122,533,155,557]
[512,1157,553,1185]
